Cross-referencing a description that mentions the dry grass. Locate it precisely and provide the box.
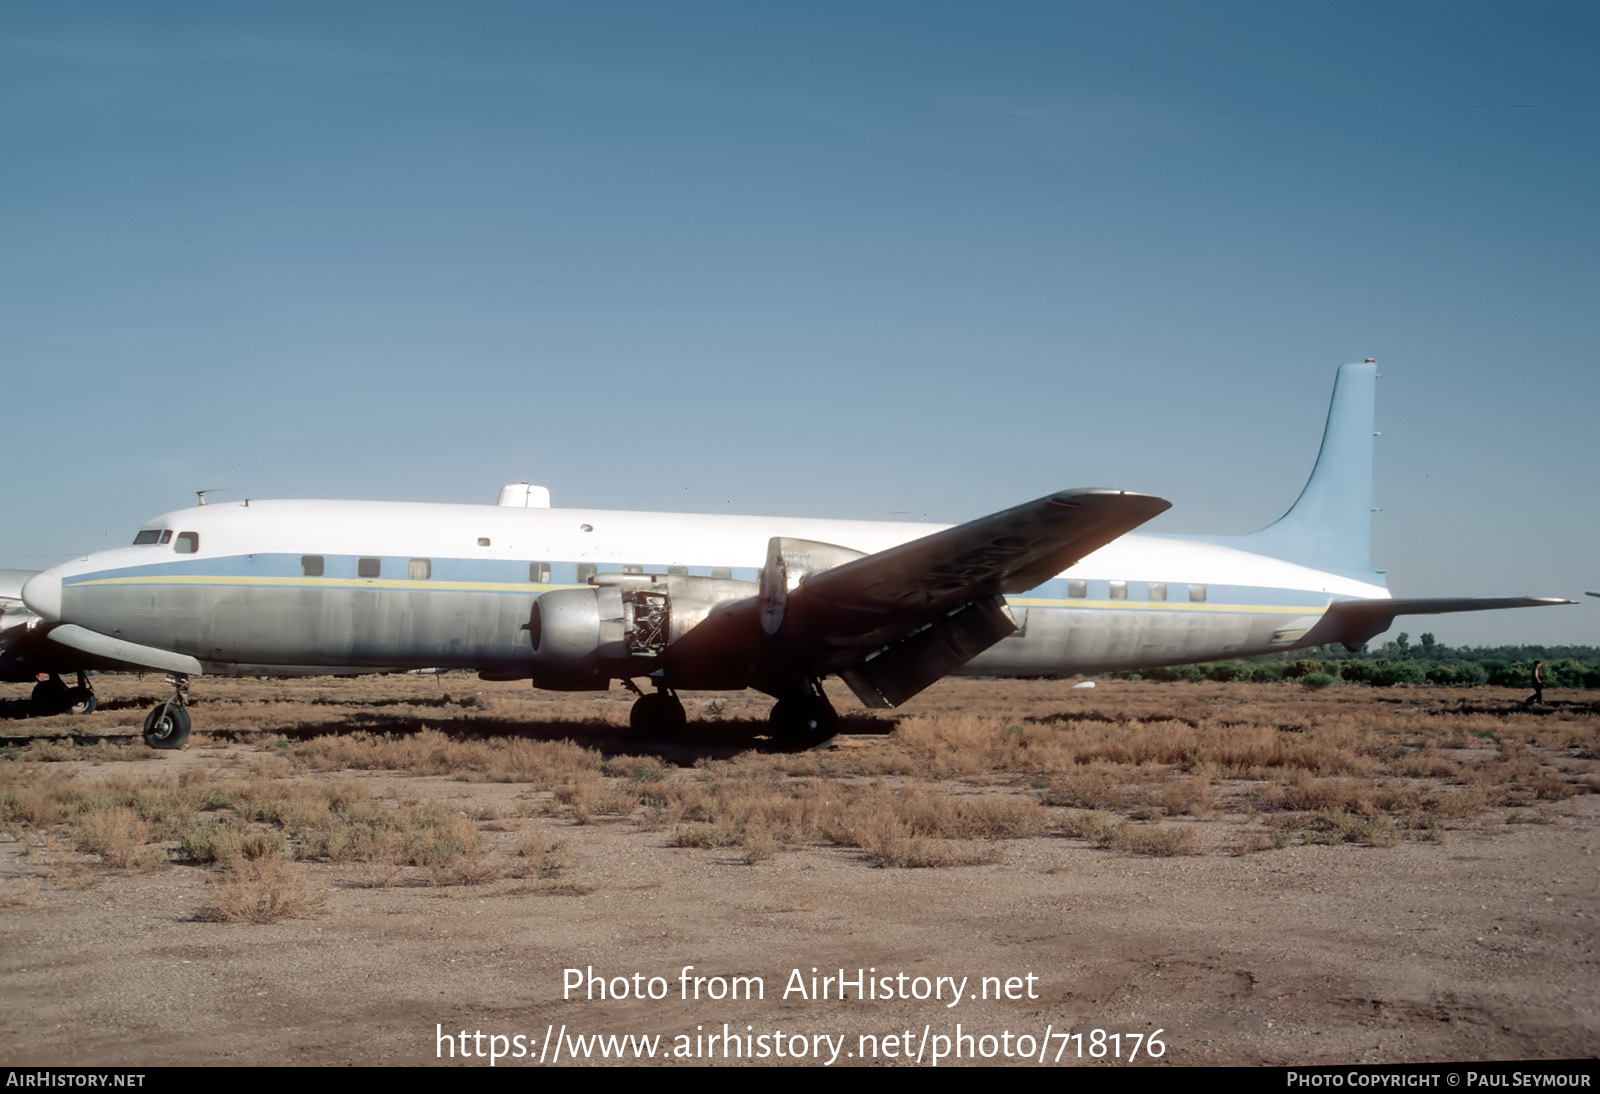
[1058,809,1119,843]
[513,832,571,878]
[3,676,1594,879]
[200,854,325,923]
[1106,822,1203,856]
[177,821,287,865]
[74,808,161,869]
[858,831,1006,869]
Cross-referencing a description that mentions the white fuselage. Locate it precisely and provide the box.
[24,498,1388,682]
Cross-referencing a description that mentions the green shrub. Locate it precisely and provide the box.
[1425,663,1489,687]
[1339,659,1423,687]
[1146,664,1205,682]
[1338,659,1379,685]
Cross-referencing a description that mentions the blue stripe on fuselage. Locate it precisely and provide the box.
[64,554,1338,609]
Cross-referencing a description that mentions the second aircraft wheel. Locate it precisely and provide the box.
[768,697,839,750]
[629,692,687,734]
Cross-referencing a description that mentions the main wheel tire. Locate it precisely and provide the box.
[629,692,687,734]
[142,704,191,750]
[768,698,839,750]
[30,677,69,715]
[66,688,97,715]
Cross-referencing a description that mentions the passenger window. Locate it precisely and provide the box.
[408,559,431,580]
[301,556,324,577]
[174,532,199,554]
[477,537,490,547]
[1189,584,1207,602]
[1109,580,1127,600]
[133,530,161,545]
[577,563,597,583]
[1149,582,1166,601]
[1067,580,1086,599]
[711,567,732,580]
[529,562,551,583]
[668,566,688,576]
[358,558,381,578]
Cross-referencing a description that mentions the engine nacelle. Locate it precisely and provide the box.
[757,537,866,635]
[529,585,628,665]
[528,575,757,672]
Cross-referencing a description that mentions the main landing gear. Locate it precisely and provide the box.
[30,671,97,716]
[142,674,192,750]
[620,678,839,750]
[767,682,839,750]
[628,687,688,734]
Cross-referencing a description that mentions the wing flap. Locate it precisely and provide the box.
[838,597,1019,708]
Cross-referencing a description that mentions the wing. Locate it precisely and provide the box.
[796,487,1168,644]
[40,623,205,676]
[667,488,1170,705]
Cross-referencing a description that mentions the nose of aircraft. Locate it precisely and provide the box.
[21,570,62,622]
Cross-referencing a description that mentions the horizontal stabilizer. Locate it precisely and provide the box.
[1306,596,1575,651]
[44,624,204,676]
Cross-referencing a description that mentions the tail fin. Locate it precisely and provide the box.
[1228,361,1381,581]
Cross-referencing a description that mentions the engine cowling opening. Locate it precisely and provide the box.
[528,574,757,672]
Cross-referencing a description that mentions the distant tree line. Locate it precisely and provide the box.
[1112,633,1600,688]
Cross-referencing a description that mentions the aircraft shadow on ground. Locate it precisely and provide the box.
[1023,709,1133,728]
[198,712,897,764]
[1423,699,1600,718]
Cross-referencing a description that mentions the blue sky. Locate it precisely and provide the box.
[3,2,1595,646]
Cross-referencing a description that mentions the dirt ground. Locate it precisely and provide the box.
[1,675,1595,1067]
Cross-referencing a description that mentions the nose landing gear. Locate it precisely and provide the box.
[142,674,192,750]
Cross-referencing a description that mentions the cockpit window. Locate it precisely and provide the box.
[159,530,172,545]
[174,532,199,554]
[133,530,162,545]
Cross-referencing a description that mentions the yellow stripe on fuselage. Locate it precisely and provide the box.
[65,575,1332,615]
[1008,598,1328,616]
[65,575,571,594]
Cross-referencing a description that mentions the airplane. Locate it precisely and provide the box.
[17,362,1570,749]
[1,568,100,714]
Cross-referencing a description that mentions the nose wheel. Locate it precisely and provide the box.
[142,674,192,750]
